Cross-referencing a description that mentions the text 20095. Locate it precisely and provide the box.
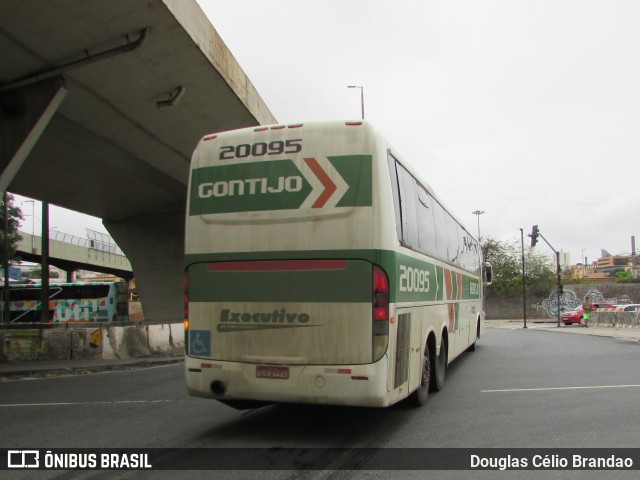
[219,139,302,160]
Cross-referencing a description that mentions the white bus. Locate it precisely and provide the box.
[184,120,488,409]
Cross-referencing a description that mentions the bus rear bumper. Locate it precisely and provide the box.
[185,356,390,408]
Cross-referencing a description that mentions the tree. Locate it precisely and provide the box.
[27,268,60,279]
[482,236,555,297]
[482,237,521,295]
[615,270,632,283]
[0,193,24,267]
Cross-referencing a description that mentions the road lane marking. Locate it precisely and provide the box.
[0,399,176,408]
[482,384,640,393]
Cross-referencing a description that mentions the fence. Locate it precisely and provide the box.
[49,229,124,256]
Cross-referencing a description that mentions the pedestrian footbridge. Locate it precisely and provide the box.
[16,230,133,280]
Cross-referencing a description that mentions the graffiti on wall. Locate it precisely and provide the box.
[541,289,633,317]
[582,290,620,305]
[542,291,581,317]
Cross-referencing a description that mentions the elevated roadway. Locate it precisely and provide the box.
[0,1,277,320]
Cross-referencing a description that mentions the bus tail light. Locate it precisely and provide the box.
[372,265,389,361]
[184,272,189,354]
[373,265,389,325]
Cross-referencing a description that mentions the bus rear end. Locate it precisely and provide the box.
[184,121,393,407]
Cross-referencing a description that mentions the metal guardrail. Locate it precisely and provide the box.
[49,229,125,256]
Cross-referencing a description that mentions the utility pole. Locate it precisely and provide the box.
[3,192,9,323]
[40,202,50,323]
[632,236,638,280]
[529,225,562,327]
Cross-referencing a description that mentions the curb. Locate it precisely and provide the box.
[0,354,184,381]
[487,320,640,342]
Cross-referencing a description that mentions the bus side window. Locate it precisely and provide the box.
[396,162,419,248]
[445,213,461,265]
[387,153,403,243]
[431,200,448,261]
[416,186,437,257]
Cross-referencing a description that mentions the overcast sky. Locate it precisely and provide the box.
[197,0,639,265]
[18,0,639,267]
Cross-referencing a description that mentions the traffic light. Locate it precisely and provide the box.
[530,225,539,247]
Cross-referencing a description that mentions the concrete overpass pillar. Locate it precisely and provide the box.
[0,77,67,192]
[104,211,184,323]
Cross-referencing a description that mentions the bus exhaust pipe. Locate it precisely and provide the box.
[211,380,226,396]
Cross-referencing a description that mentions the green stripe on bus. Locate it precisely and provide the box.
[188,155,373,215]
[188,260,371,303]
[327,155,373,207]
[185,250,481,303]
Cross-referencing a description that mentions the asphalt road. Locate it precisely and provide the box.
[2,326,640,479]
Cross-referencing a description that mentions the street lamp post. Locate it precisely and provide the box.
[347,85,365,119]
[472,210,486,302]
[22,200,36,253]
[471,210,484,240]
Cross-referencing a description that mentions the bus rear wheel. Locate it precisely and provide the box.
[409,344,431,406]
[430,340,446,392]
[468,320,480,351]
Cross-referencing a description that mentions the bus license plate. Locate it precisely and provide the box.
[256,365,289,380]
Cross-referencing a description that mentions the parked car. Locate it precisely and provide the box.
[561,302,615,326]
[614,304,640,312]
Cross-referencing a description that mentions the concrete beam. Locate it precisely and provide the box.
[0,77,67,192]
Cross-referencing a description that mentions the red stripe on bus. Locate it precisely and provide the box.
[444,269,453,300]
[207,260,347,272]
[304,157,337,208]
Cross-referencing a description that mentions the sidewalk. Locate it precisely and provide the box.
[0,349,184,381]
[2,323,639,381]
[487,319,640,341]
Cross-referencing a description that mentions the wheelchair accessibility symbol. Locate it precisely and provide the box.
[189,330,211,356]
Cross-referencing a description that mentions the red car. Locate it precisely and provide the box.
[561,302,614,326]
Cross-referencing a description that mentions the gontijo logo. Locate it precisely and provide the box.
[189,155,372,215]
[198,175,303,199]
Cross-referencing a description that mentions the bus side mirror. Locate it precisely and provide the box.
[484,263,493,285]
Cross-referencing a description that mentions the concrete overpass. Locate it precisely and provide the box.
[0,1,277,320]
[17,230,133,280]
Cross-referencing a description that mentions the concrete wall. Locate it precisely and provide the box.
[0,322,184,362]
[486,283,640,319]
[591,310,640,328]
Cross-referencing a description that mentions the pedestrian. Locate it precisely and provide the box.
[581,296,593,328]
